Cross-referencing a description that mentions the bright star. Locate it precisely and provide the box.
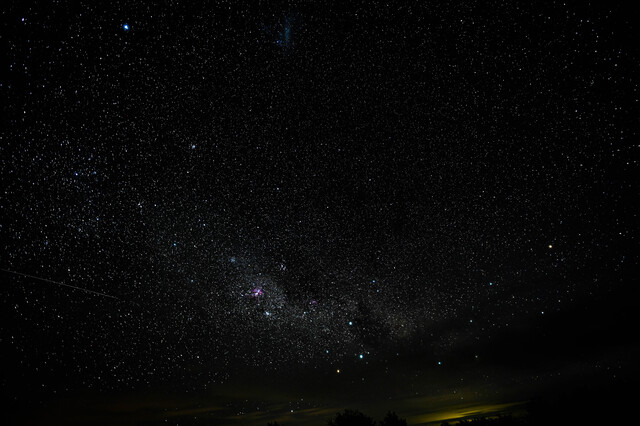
[123,23,130,31]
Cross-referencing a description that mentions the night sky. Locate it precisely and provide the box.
[1,1,638,425]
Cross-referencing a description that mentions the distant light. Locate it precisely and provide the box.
[123,23,130,31]
[359,354,364,359]
[489,282,493,286]
[548,244,553,249]
[265,311,271,316]
[336,369,340,374]
[437,361,442,365]
[348,321,353,326]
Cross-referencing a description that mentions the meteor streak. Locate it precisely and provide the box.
[1,269,119,300]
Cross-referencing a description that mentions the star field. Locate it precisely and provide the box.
[1,1,638,424]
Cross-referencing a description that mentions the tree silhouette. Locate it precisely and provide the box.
[327,409,376,426]
[379,411,408,426]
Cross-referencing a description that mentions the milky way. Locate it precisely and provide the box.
[1,1,638,424]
